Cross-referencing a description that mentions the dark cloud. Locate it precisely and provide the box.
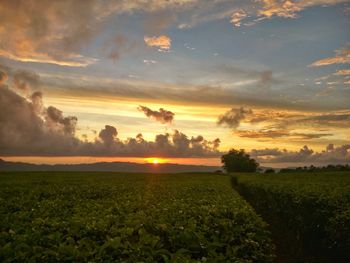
[12,70,40,93]
[227,108,349,141]
[217,107,252,129]
[236,129,289,138]
[0,84,219,157]
[0,87,80,155]
[138,105,175,124]
[46,106,78,135]
[103,35,140,61]
[236,129,332,140]
[30,91,44,114]
[250,144,350,164]
[99,125,118,145]
[300,113,350,128]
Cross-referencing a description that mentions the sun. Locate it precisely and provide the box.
[145,157,165,165]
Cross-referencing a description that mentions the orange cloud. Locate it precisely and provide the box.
[0,50,97,67]
[259,0,348,19]
[0,0,104,67]
[310,44,350,86]
[259,0,302,18]
[334,69,350,75]
[144,35,171,51]
[230,10,247,27]
[311,44,350,66]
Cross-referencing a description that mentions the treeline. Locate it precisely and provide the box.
[275,164,350,173]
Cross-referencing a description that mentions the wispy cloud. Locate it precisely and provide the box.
[143,59,157,65]
[310,44,350,67]
[334,69,350,75]
[236,129,332,140]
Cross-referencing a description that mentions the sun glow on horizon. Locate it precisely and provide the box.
[145,157,164,164]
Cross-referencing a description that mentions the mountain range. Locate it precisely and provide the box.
[0,159,221,173]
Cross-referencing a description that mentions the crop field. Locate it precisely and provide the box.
[232,172,350,262]
[0,172,274,262]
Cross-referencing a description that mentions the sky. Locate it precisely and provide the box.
[0,0,350,167]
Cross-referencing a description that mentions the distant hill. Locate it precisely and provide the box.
[0,159,221,173]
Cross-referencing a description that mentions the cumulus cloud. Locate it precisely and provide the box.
[46,106,78,135]
[13,70,40,92]
[138,105,175,124]
[0,71,219,157]
[217,107,253,129]
[0,87,80,155]
[310,44,350,67]
[144,35,171,51]
[250,144,350,164]
[99,125,118,145]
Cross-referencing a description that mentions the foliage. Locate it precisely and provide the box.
[221,149,259,173]
[232,172,350,262]
[0,172,274,262]
[279,164,350,173]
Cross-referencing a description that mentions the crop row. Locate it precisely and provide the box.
[0,172,274,262]
[231,172,350,262]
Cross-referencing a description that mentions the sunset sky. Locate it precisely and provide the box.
[0,0,350,166]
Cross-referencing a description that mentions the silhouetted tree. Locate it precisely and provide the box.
[278,164,350,173]
[221,149,259,173]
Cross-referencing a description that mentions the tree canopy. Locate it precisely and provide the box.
[221,149,259,173]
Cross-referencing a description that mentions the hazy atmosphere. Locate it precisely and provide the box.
[1,0,349,167]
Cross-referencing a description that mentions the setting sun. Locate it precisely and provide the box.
[0,1,349,262]
[144,158,164,165]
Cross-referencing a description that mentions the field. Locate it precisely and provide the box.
[1,171,349,263]
[0,172,274,262]
[232,172,350,262]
